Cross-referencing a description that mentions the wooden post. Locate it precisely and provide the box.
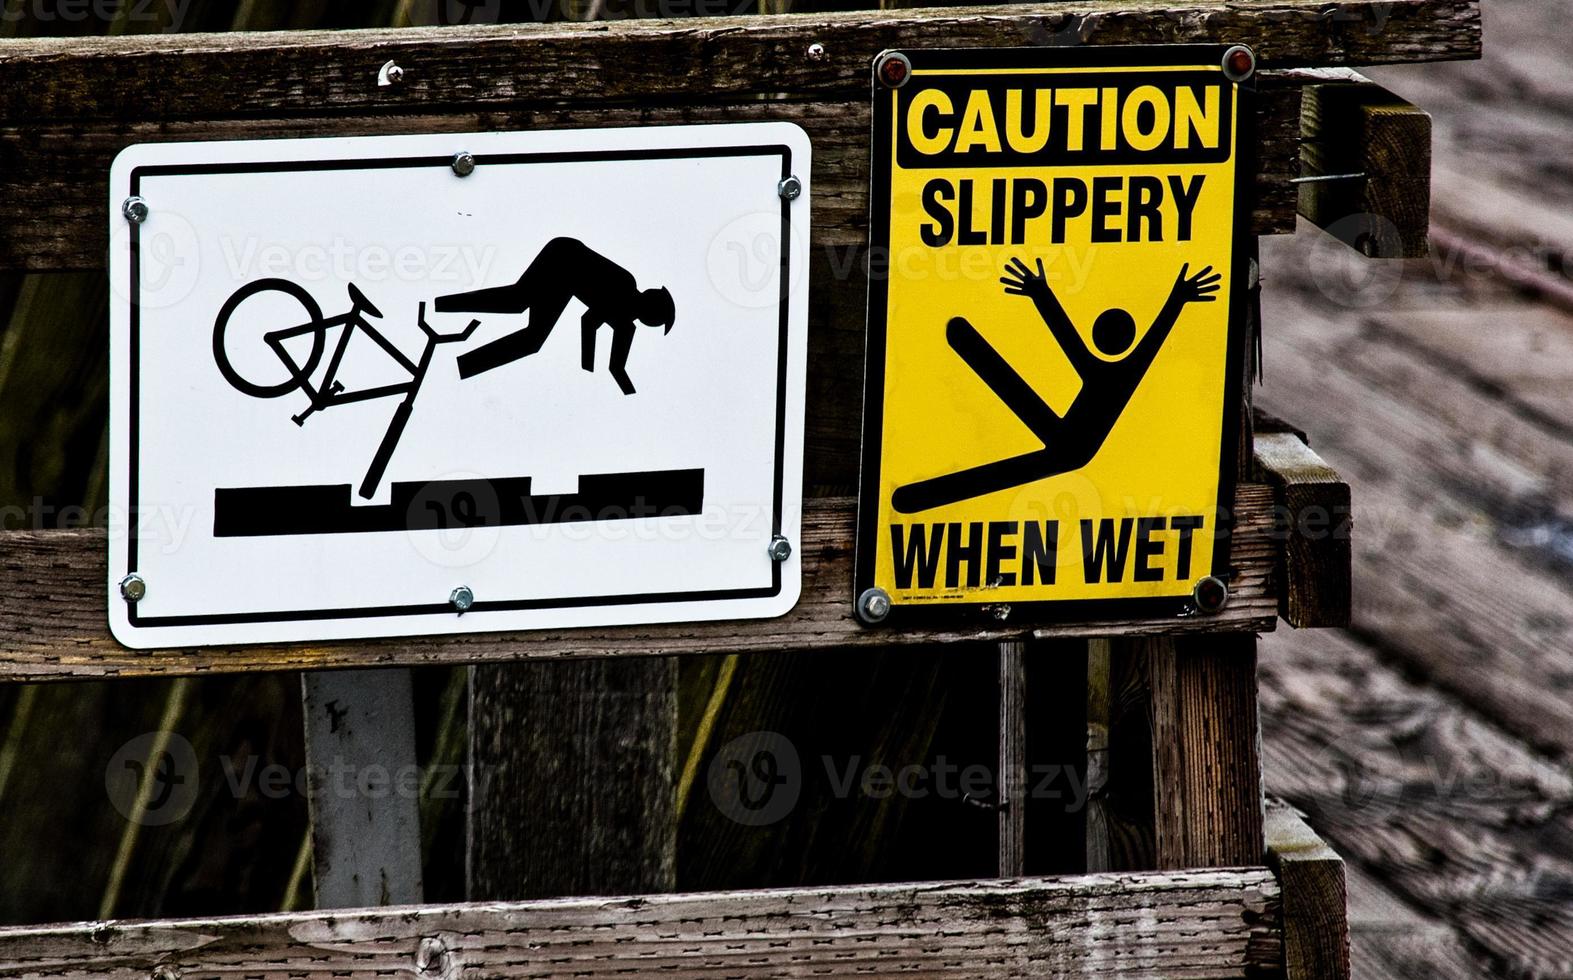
[300,668,424,908]
[1086,636,1264,872]
[1150,634,1265,868]
[467,658,677,900]
[997,641,1026,877]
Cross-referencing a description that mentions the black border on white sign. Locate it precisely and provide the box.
[125,143,795,627]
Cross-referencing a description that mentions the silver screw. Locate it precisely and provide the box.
[449,585,474,614]
[150,966,180,980]
[767,535,792,562]
[806,42,827,61]
[119,574,147,603]
[451,151,476,177]
[856,587,891,625]
[378,59,405,86]
[1192,576,1230,615]
[777,175,803,201]
[122,196,149,224]
[415,937,449,976]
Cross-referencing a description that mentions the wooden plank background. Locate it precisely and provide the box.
[0,0,1482,954]
[0,870,1284,979]
[0,0,1482,269]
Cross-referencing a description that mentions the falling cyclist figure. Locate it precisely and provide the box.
[892,258,1223,514]
[435,236,676,395]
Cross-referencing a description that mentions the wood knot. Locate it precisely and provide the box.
[416,936,452,977]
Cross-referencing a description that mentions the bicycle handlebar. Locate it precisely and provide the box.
[418,301,482,344]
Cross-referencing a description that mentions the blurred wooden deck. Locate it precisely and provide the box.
[1257,3,1573,975]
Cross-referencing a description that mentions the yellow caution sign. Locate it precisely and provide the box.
[855,45,1253,623]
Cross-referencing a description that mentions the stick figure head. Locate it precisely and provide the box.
[1092,308,1137,357]
[638,287,676,333]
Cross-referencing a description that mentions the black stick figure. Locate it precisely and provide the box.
[436,237,676,395]
[892,258,1222,514]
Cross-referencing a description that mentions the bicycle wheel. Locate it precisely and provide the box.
[212,278,326,399]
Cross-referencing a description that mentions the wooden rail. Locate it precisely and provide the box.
[0,870,1284,979]
[0,486,1280,682]
[0,0,1481,269]
[0,427,1351,682]
[1296,68,1434,257]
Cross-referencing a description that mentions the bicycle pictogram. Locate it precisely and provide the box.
[212,279,481,499]
[210,239,679,502]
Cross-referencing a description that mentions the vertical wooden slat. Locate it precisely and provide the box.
[1082,641,1170,880]
[1084,638,1157,873]
[996,641,1025,877]
[1088,635,1164,874]
[1152,634,1265,868]
[1084,640,1111,874]
[300,668,424,908]
[1089,636,1264,872]
[468,657,677,900]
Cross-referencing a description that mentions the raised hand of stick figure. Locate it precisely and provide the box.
[1000,256,1052,302]
[1171,263,1222,305]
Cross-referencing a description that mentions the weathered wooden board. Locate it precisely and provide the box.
[1144,634,1265,869]
[0,0,1482,269]
[0,870,1285,979]
[0,1,1483,116]
[1367,306,1573,438]
[1083,633,1266,876]
[0,488,1279,682]
[1341,863,1484,980]
[1252,431,1352,628]
[996,640,1026,877]
[299,668,424,909]
[468,657,678,901]
[1296,70,1433,258]
[4,86,1301,269]
[1265,801,1349,980]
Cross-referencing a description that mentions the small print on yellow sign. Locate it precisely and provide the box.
[854,45,1253,624]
